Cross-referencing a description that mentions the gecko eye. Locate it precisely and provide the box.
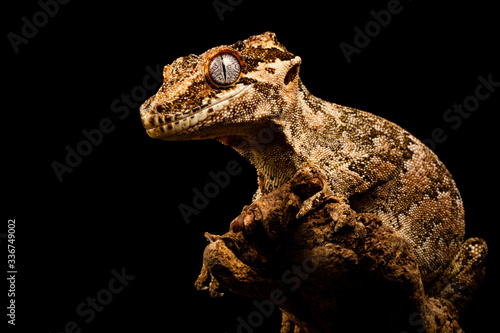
[207,51,242,87]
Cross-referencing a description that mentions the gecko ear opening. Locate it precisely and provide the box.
[284,57,301,85]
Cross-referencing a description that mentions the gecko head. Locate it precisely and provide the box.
[139,32,302,141]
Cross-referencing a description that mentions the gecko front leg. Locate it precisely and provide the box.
[294,164,366,237]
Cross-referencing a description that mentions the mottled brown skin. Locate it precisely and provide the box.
[140,32,486,299]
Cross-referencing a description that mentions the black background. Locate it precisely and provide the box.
[4,0,499,332]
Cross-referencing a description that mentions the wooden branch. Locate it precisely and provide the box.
[195,165,464,332]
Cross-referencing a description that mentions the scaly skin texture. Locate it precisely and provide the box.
[140,32,486,300]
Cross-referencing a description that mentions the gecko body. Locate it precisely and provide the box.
[140,32,486,303]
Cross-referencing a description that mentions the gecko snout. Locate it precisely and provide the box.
[139,98,156,116]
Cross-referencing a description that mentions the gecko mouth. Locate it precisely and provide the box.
[143,84,251,139]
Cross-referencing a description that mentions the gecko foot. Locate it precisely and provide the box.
[293,163,343,219]
[437,237,487,313]
[293,164,366,238]
[296,186,339,219]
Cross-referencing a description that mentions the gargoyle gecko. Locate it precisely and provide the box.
[140,32,486,307]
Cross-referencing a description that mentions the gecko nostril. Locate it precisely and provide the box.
[155,104,164,113]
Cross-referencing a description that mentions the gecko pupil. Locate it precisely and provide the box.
[208,53,241,86]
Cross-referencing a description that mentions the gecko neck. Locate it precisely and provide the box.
[244,84,339,198]
[220,125,299,200]
[222,81,345,200]
[251,129,298,198]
